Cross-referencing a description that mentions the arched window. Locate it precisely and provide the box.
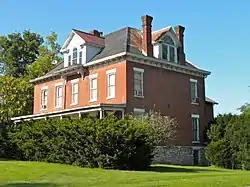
[161,35,177,63]
[72,48,78,64]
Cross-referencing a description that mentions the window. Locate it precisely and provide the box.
[161,35,177,63]
[55,85,63,108]
[106,69,116,99]
[72,48,78,64]
[190,79,198,104]
[89,74,98,102]
[41,88,48,110]
[192,114,200,142]
[68,55,71,66]
[193,149,200,165]
[133,67,144,97]
[71,82,78,105]
[79,51,82,64]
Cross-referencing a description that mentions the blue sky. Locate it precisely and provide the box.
[1,0,250,115]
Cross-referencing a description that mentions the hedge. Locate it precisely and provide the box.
[8,115,154,170]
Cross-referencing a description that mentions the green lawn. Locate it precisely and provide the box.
[0,161,250,187]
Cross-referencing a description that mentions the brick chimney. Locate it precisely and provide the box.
[89,29,103,37]
[141,15,153,57]
[174,25,186,65]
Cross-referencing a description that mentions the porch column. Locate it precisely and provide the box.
[79,113,81,118]
[60,115,63,120]
[99,110,103,119]
[122,109,125,119]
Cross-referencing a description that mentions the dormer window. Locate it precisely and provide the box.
[72,48,78,64]
[161,35,177,63]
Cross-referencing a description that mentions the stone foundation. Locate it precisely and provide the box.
[152,146,209,166]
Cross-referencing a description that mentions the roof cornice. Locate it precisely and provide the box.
[125,52,211,78]
[31,52,210,84]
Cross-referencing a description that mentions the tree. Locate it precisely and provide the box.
[27,32,62,79]
[131,109,178,146]
[0,75,33,122]
[0,30,44,77]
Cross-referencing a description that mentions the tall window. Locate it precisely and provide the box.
[192,114,200,142]
[161,35,177,63]
[190,79,198,104]
[71,82,78,105]
[55,85,63,108]
[41,88,48,110]
[68,55,71,66]
[79,51,82,64]
[89,74,98,102]
[106,69,116,99]
[72,48,78,64]
[133,67,144,97]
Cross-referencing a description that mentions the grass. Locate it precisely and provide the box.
[0,161,250,187]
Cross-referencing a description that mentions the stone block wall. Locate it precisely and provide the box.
[152,145,209,166]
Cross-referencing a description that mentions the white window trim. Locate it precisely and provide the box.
[160,34,178,63]
[133,68,144,98]
[55,85,63,108]
[106,69,116,99]
[190,78,198,105]
[133,67,144,73]
[190,78,198,83]
[89,73,98,79]
[71,79,79,84]
[89,75,98,102]
[55,82,63,87]
[134,108,145,113]
[71,82,79,105]
[40,88,48,111]
[41,86,48,90]
[192,114,200,143]
[106,68,116,75]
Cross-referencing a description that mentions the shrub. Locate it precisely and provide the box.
[131,109,178,146]
[206,112,250,170]
[9,115,154,170]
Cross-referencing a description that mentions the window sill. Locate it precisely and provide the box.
[134,95,144,98]
[191,102,199,105]
[40,109,47,112]
[55,106,62,109]
[70,103,78,106]
[89,99,97,103]
[192,141,200,144]
[106,96,115,100]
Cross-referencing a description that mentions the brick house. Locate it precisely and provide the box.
[11,15,218,165]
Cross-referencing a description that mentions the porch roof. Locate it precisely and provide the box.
[11,103,126,122]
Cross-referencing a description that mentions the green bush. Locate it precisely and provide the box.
[9,115,154,170]
[206,112,250,170]
[0,122,23,160]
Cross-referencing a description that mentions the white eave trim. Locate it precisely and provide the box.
[31,51,211,84]
[126,52,211,78]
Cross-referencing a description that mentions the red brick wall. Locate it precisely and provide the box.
[33,61,127,114]
[205,102,214,125]
[126,61,206,146]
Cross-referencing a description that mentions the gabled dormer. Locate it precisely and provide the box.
[152,27,181,63]
[60,29,105,68]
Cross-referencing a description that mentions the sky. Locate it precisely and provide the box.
[1,0,250,115]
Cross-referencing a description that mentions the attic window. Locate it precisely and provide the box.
[161,35,177,63]
[72,48,78,64]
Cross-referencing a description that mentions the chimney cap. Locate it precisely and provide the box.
[89,29,103,37]
[174,25,185,33]
[141,15,153,23]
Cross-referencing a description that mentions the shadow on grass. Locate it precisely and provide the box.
[0,183,57,187]
[149,165,221,173]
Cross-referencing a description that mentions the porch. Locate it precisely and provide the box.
[11,103,126,123]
